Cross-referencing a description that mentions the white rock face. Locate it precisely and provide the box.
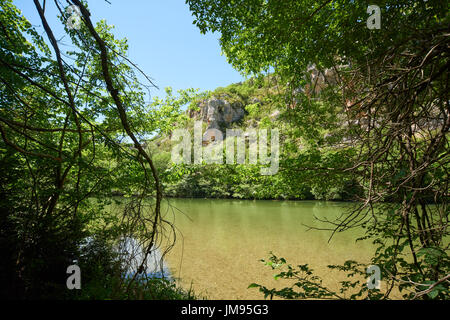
[201,98,245,128]
[189,98,245,140]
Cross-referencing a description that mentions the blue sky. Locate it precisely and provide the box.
[14,0,246,99]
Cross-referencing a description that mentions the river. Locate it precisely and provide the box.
[157,198,375,299]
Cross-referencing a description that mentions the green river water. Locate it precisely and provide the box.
[156,199,377,299]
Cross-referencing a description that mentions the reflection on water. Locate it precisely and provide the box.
[159,199,376,299]
[118,237,171,280]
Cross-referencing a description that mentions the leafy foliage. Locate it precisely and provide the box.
[188,0,449,299]
[0,0,200,299]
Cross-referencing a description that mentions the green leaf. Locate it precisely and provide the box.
[247,283,260,289]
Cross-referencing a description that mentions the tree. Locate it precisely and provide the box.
[0,0,193,298]
[187,0,449,299]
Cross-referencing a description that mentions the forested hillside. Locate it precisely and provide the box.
[148,76,361,201]
[1,0,448,301]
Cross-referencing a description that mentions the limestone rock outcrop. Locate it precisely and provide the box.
[189,97,245,132]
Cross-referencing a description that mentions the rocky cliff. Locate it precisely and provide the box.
[188,97,246,134]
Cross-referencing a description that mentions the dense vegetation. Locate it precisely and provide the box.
[150,77,360,201]
[0,0,196,299]
[187,0,449,299]
[0,0,448,300]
